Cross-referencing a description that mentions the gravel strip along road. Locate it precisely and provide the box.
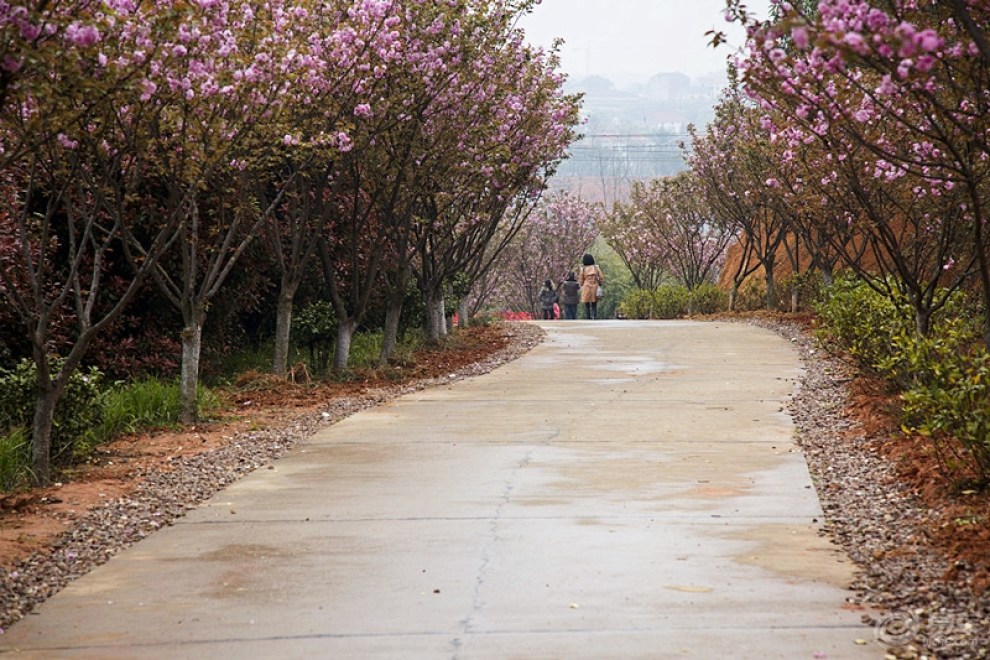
[1,319,987,658]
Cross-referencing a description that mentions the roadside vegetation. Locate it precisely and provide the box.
[0,0,581,486]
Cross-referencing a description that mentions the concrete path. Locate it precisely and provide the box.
[0,320,881,659]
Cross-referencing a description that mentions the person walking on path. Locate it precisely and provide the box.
[579,254,604,320]
[538,279,558,320]
[558,271,580,320]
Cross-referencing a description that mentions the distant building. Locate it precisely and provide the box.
[644,72,691,101]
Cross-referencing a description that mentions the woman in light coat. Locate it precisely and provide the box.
[578,253,604,319]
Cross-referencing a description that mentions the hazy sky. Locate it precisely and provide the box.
[519,0,772,83]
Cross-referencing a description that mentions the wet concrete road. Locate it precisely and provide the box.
[0,320,881,658]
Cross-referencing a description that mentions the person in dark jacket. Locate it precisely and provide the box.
[538,279,558,320]
[558,271,580,320]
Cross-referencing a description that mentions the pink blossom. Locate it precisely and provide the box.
[914,29,941,52]
[19,22,41,41]
[915,55,935,73]
[57,133,79,150]
[139,79,157,102]
[875,75,895,95]
[65,22,101,47]
[842,32,867,54]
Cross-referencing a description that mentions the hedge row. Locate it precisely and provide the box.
[618,283,727,319]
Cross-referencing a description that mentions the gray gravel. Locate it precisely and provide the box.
[2,319,988,659]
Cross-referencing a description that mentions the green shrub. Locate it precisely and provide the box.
[777,271,827,312]
[293,301,337,374]
[652,285,690,318]
[900,331,990,483]
[467,312,500,327]
[0,358,105,465]
[687,283,727,315]
[813,277,913,376]
[85,379,221,455]
[733,278,768,311]
[620,285,723,319]
[619,289,657,319]
[816,276,990,484]
[347,331,384,369]
[0,427,32,492]
[619,284,728,319]
[95,378,214,440]
[0,365,225,483]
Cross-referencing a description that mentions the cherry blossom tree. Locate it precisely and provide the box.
[0,1,186,483]
[485,191,600,315]
[253,0,406,375]
[0,0,580,481]
[690,95,789,309]
[400,2,579,340]
[136,0,297,421]
[598,201,668,291]
[289,1,576,359]
[140,0,411,414]
[728,0,990,339]
[605,171,733,300]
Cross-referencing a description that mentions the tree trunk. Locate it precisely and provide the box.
[425,291,446,341]
[728,283,738,312]
[380,296,403,364]
[272,284,297,376]
[333,318,357,371]
[764,264,776,311]
[457,298,470,329]
[30,385,58,486]
[790,287,799,314]
[915,307,932,337]
[179,322,203,424]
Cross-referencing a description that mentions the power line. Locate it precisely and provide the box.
[568,146,687,152]
[576,134,692,139]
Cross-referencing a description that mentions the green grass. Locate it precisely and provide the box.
[2,377,223,493]
[0,427,32,492]
[210,330,427,382]
[347,331,384,368]
[89,379,223,446]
